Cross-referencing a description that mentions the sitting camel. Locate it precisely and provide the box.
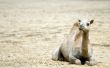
[52,19,97,66]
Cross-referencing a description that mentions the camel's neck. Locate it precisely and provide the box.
[81,31,89,58]
[70,26,90,58]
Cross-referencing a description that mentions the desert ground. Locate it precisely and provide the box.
[0,0,110,68]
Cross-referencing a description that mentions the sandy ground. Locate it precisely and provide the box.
[0,0,110,68]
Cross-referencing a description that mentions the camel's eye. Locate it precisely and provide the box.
[87,23,89,26]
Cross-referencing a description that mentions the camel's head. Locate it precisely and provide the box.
[78,19,94,32]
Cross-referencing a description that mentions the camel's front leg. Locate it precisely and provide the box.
[69,52,81,65]
[86,56,97,66]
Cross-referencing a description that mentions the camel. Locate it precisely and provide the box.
[52,19,97,66]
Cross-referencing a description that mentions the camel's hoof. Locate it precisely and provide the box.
[86,61,97,66]
[75,59,81,65]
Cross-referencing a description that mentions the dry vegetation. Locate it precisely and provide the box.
[0,0,110,68]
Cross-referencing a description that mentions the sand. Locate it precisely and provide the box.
[0,0,110,68]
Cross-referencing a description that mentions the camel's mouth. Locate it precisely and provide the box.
[79,27,84,30]
[79,28,82,30]
[79,27,89,32]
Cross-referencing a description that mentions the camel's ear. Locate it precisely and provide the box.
[90,20,94,24]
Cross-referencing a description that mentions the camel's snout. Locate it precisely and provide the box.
[80,25,84,28]
[79,24,84,30]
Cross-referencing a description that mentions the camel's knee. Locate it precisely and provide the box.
[69,53,81,64]
[52,48,60,61]
[69,57,81,65]
[86,60,97,66]
[86,56,97,66]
